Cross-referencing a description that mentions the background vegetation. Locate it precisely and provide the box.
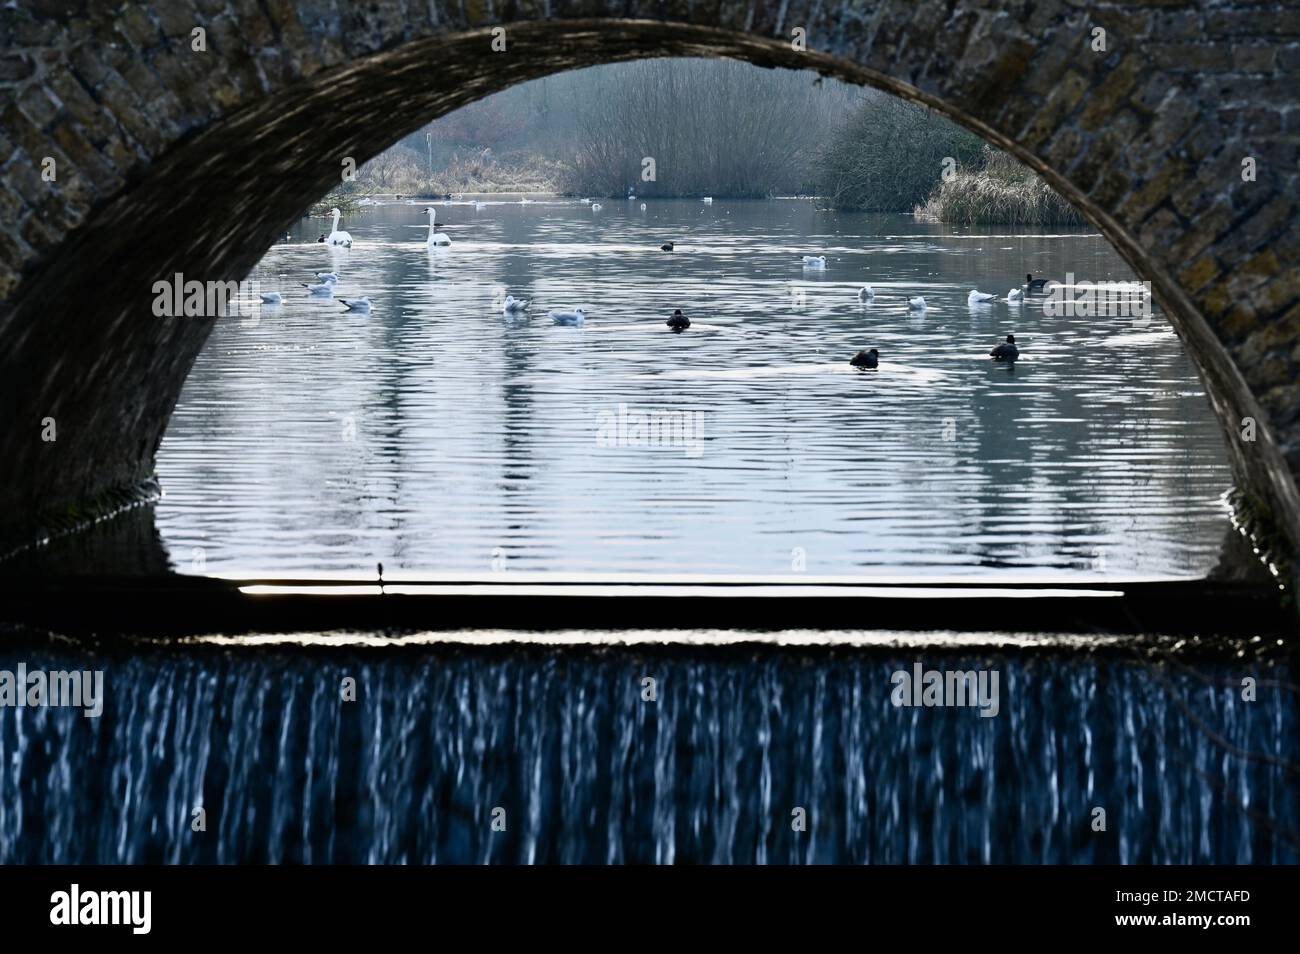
[342,59,1084,226]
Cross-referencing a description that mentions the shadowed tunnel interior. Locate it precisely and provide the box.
[1,7,1298,589]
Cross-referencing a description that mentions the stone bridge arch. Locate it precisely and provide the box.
[1,2,1298,580]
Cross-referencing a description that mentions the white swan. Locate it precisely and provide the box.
[968,290,996,305]
[549,308,586,326]
[802,255,826,269]
[908,296,927,311]
[503,295,531,314]
[325,208,353,247]
[340,296,372,313]
[1008,287,1024,303]
[422,207,451,246]
[858,285,875,302]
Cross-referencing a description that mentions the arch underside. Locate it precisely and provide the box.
[0,10,1296,587]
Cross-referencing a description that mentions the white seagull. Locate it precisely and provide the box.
[908,296,927,311]
[1008,287,1024,303]
[315,272,339,283]
[503,295,531,314]
[259,292,282,304]
[858,285,875,302]
[591,203,603,212]
[702,197,714,204]
[340,296,373,313]
[802,255,827,269]
[302,279,335,296]
[968,290,997,305]
[549,308,586,326]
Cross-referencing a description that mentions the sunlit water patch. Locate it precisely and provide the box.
[155,199,1234,577]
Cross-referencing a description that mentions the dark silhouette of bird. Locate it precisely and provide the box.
[666,309,690,331]
[1025,273,1049,292]
[990,335,1019,360]
[661,241,674,251]
[850,348,879,369]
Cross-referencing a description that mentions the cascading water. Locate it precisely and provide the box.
[0,638,1295,864]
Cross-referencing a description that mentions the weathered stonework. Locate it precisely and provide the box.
[0,2,1298,575]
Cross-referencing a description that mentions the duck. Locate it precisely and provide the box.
[908,296,927,311]
[422,207,451,246]
[666,309,690,331]
[324,208,353,247]
[1007,287,1024,303]
[858,285,875,303]
[340,296,373,313]
[850,348,879,369]
[549,308,586,326]
[990,334,1019,360]
[503,295,530,314]
[661,241,674,252]
[1024,273,1049,293]
[802,255,827,269]
[316,233,327,243]
[968,290,996,305]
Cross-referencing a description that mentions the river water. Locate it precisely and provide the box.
[154,198,1234,579]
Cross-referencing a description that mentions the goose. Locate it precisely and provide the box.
[908,296,927,311]
[503,295,531,314]
[325,208,353,247]
[549,308,586,326]
[666,309,690,331]
[259,291,282,304]
[850,348,879,369]
[802,255,827,269]
[990,334,1019,360]
[661,241,674,252]
[1024,273,1049,293]
[858,285,875,303]
[340,296,373,313]
[591,203,603,212]
[968,290,996,305]
[1008,287,1024,303]
[422,207,451,246]
[702,197,714,204]
[302,279,335,296]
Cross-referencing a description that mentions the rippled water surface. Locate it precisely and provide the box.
[156,199,1233,577]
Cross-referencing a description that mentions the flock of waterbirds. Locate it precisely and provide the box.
[261,197,1032,360]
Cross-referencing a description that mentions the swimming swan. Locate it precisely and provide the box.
[325,208,352,247]
[423,207,451,246]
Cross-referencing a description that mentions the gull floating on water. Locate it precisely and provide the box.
[503,295,531,314]
[591,203,602,212]
[302,279,335,296]
[549,308,586,326]
[259,292,282,304]
[802,255,826,269]
[340,296,372,313]
[1008,287,1024,302]
[315,272,339,283]
[968,290,997,305]
[702,197,713,204]
[640,203,647,212]
[908,296,927,311]
[858,285,875,302]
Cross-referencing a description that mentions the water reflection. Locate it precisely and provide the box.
[155,199,1233,577]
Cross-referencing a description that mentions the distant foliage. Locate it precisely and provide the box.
[815,93,985,211]
[915,147,1085,226]
[557,59,853,198]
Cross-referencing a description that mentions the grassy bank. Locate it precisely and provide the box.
[915,149,1084,227]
